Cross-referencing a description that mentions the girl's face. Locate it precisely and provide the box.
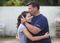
[26,13,33,22]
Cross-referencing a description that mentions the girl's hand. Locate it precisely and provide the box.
[16,35,19,40]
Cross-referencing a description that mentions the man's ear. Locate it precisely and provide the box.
[34,7,38,10]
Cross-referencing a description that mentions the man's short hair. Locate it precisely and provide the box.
[26,1,40,10]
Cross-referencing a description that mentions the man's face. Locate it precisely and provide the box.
[28,5,37,16]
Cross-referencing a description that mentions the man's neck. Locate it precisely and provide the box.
[34,11,40,16]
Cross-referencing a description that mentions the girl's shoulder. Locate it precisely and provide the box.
[18,24,26,29]
[18,24,26,32]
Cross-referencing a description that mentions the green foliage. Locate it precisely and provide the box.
[0,0,59,6]
[0,0,33,6]
[4,0,24,6]
[0,0,6,6]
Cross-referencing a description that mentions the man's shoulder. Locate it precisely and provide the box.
[40,14,47,20]
[40,14,46,18]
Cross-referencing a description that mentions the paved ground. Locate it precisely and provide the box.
[0,37,60,43]
[0,37,17,43]
[52,38,60,43]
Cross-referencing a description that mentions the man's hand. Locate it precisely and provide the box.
[43,32,50,38]
[21,16,26,24]
[21,16,33,23]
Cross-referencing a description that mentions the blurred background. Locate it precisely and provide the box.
[0,0,60,43]
[0,0,60,6]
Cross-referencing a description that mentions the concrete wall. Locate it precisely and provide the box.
[0,6,60,37]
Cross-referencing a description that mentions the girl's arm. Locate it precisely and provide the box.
[23,28,49,41]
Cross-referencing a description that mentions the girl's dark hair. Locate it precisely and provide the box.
[17,11,29,28]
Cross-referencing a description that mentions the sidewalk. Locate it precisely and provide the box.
[0,37,60,43]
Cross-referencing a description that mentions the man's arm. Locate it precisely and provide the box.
[21,17,42,34]
[23,28,49,41]
[25,22,41,34]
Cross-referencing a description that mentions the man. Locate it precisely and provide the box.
[21,1,51,43]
